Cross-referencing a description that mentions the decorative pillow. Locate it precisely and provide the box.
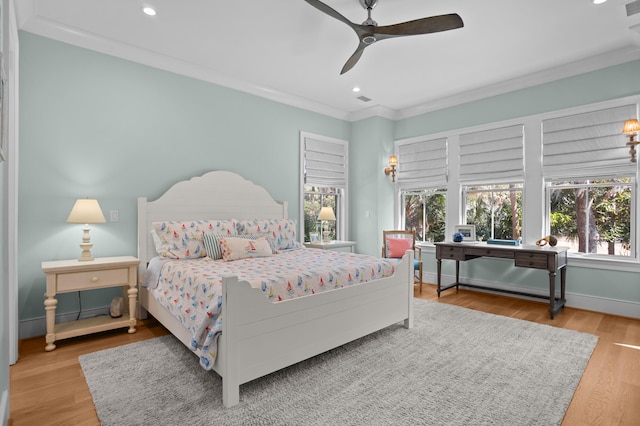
[152,219,237,259]
[386,238,413,258]
[220,236,273,261]
[203,233,255,260]
[236,218,300,251]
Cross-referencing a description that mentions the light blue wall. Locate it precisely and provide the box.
[18,32,350,323]
[350,116,394,256]
[18,30,640,332]
[388,60,640,304]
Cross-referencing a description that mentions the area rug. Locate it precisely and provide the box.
[79,299,597,425]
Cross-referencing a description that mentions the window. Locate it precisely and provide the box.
[542,104,637,260]
[459,125,525,241]
[303,186,341,241]
[463,184,523,241]
[402,189,447,242]
[396,136,448,240]
[300,132,347,242]
[548,179,633,257]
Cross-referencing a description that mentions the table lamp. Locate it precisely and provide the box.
[318,207,336,243]
[67,198,107,261]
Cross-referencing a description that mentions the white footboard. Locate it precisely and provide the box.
[219,250,414,407]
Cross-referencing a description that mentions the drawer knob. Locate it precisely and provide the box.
[91,276,99,283]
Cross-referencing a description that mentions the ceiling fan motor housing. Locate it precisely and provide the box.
[360,0,378,10]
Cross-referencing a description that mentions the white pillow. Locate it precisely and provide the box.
[220,236,273,261]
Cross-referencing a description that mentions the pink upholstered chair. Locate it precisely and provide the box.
[382,230,424,293]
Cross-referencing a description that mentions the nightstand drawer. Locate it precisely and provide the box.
[515,253,548,270]
[56,267,130,292]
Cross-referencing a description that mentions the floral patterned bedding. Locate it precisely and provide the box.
[143,248,398,370]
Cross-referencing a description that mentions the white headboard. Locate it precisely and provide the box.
[137,170,288,274]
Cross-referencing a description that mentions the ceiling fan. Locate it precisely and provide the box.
[304,0,464,74]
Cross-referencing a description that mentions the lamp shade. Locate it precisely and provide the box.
[622,119,640,135]
[66,199,107,224]
[318,206,336,221]
[389,155,398,167]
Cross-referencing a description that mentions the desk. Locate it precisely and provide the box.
[435,242,568,319]
[304,240,357,252]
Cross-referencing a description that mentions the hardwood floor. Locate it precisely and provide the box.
[9,284,640,425]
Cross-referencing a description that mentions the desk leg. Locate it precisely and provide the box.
[437,258,442,297]
[455,260,460,291]
[560,266,566,300]
[548,271,556,319]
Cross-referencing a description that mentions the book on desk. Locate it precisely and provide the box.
[486,239,520,246]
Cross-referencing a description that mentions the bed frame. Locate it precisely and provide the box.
[137,170,414,407]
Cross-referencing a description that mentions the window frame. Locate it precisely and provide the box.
[400,187,448,244]
[462,183,524,242]
[544,176,636,260]
[300,132,348,243]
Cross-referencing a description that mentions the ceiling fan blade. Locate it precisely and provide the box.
[340,44,366,75]
[304,0,357,29]
[373,13,463,38]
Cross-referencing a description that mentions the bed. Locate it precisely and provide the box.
[137,170,414,407]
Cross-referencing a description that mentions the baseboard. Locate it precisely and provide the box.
[423,272,640,319]
[19,275,640,339]
[1,389,8,426]
[18,306,110,340]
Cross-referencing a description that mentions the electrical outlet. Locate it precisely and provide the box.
[110,210,119,222]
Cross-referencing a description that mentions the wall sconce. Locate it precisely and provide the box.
[622,119,640,162]
[384,155,398,182]
[66,198,107,261]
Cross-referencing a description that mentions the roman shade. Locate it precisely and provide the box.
[396,137,447,189]
[542,104,637,179]
[459,124,524,184]
[303,135,347,187]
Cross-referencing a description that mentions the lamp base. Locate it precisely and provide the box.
[78,242,95,261]
[323,230,332,243]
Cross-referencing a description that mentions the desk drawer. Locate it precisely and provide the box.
[465,247,514,259]
[515,253,548,270]
[438,246,465,260]
[57,268,130,292]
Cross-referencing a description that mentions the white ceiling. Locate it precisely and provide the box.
[15,0,640,121]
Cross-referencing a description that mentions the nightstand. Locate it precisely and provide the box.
[304,240,357,252]
[42,256,140,351]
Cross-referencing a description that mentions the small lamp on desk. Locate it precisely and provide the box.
[66,198,107,261]
[318,207,336,243]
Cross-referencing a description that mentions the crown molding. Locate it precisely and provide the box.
[396,44,640,120]
[18,14,353,121]
[16,3,640,124]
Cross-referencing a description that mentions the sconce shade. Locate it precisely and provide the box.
[318,206,336,221]
[622,119,640,135]
[67,199,107,224]
[622,119,640,163]
[385,155,398,182]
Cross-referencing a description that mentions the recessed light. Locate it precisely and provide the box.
[352,87,361,93]
[593,0,607,4]
[142,6,157,16]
